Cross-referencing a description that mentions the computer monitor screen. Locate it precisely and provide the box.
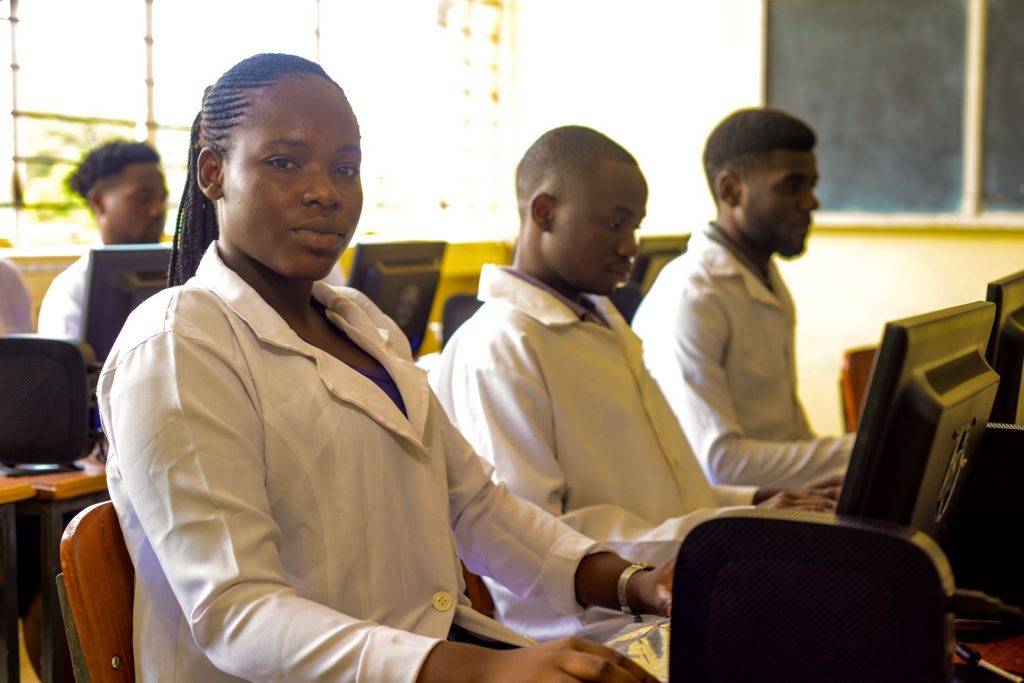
[837,301,999,542]
[630,234,689,295]
[81,244,172,362]
[985,269,1024,424]
[346,241,446,356]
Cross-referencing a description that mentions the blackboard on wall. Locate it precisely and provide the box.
[983,0,1024,211]
[766,0,967,213]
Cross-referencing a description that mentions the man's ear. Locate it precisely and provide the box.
[716,170,743,208]
[197,147,225,201]
[530,192,557,232]
[86,188,106,218]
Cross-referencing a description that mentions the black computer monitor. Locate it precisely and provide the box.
[81,244,172,362]
[346,241,446,356]
[630,234,689,295]
[836,301,999,542]
[0,336,95,475]
[985,269,1024,424]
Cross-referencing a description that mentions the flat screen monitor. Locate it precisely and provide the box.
[836,301,999,542]
[985,269,1024,424]
[81,244,172,362]
[630,234,689,295]
[346,241,446,356]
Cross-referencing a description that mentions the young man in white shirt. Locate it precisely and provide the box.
[37,140,168,338]
[632,108,853,491]
[431,125,835,642]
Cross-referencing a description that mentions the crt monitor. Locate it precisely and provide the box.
[985,269,1024,424]
[629,234,689,295]
[346,241,446,356]
[836,301,999,542]
[81,244,172,363]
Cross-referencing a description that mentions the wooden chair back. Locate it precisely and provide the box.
[840,346,878,433]
[59,500,135,682]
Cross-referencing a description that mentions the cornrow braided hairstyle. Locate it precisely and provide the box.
[170,53,344,286]
[68,140,160,200]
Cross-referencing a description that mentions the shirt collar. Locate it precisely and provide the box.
[191,242,431,446]
[704,222,773,292]
[499,267,608,327]
[191,242,398,358]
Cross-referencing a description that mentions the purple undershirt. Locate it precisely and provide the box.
[313,299,408,417]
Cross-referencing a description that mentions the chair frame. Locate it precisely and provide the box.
[58,500,135,682]
[840,346,878,433]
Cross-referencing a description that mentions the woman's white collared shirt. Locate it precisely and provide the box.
[100,245,602,682]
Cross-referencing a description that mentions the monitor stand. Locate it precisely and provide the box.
[0,462,83,477]
[944,423,1024,611]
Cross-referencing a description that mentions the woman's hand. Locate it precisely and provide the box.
[417,638,661,683]
[753,488,836,511]
[626,559,674,618]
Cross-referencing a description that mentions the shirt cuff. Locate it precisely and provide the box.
[540,533,616,617]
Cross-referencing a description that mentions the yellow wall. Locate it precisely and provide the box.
[5,242,515,355]
[781,227,1024,435]
[339,241,514,355]
[4,250,80,326]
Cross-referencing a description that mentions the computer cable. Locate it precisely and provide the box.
[955,642,1024,682]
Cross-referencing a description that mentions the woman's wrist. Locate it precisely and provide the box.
[618,562,655,615]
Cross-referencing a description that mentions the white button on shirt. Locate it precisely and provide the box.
[100,244,606,682]
[432,591,454,612]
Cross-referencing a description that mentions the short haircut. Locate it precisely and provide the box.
[702,108,816,199]
[68,140,161,199]
[515,125,637,217]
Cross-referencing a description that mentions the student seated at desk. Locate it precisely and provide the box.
[633,108,854,490]
[100,53,670,683]
[0,257,33,334]
[37,140,169,339]
[430,125,836,642]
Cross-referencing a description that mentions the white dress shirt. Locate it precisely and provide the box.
[0,257,34,334]
[37,252,88,338]
[431,264,754,641]
[100,245,605,682]
[633,229,853,490]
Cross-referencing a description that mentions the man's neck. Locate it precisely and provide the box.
[709,220,771,277]
[706,222,774,291]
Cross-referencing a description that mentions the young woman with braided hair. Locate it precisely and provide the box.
[99,53,671,682]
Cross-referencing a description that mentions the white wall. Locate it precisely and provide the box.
[508,0,764,235]
[509,0,1024,437]
[781,228,1024,434]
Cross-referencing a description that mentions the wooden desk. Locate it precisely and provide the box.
[1,479,35,683]
[974,635,1024,676]
[14,470,108,683]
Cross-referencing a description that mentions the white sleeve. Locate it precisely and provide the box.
[674,289,853,490]
[37,269,83,338]
[436,396,611,612]
[437,338,722,566]
[102,329,437,683]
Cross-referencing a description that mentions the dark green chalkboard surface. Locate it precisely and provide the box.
[767,0,967,213]
[984,0,1024,211]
